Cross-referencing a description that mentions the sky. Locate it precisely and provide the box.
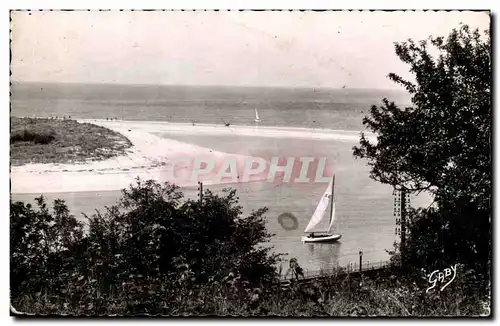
[10,10,490,89]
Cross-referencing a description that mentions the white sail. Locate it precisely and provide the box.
[255,108,260,121]
[327,200,336,233]
[304,178,334,233]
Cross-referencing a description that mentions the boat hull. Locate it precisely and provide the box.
[301,234,342,243]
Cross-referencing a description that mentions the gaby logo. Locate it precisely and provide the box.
[163,154,334,186]
[426,264,458,293]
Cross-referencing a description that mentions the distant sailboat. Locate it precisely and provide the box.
[254,108,261,122]
[302,176,342,243]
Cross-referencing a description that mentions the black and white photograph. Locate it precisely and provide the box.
[9,9,492,317]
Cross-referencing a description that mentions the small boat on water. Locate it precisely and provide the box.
[254,108,261,122]
[302,176,342,243]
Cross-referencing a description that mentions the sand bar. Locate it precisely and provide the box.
[10,120,251,193]
[10,120,376,194]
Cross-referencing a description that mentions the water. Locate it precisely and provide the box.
[11,82,426,272]
[11,82,411,130]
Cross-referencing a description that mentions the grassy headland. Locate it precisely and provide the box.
[10,117,132,166]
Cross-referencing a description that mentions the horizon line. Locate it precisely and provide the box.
[10,80,408,92]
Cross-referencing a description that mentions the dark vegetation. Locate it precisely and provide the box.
[11,179,280,315]
[10,25,491,316]
[10,117,132,166]
[10,179,488,316]
[353,24,491,303]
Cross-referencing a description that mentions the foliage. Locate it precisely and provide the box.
[12,256,488,316]
[10,179,488,316]
[10,196,85,297]
[10,178,281,314]
[353,25,491,289]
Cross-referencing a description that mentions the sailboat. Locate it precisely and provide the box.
[254,108,261,122]
[301,176,342,243]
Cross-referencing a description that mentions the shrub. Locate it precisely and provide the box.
[10,178,281,314]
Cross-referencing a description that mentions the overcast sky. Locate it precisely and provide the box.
[11,10,490,89]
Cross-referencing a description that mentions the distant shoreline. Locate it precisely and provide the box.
[11,116,377,141]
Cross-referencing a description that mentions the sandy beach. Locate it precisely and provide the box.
[10,120,243,193]
[10,119,376,194]
[85,119,374,142]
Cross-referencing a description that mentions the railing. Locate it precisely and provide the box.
[280,260,391,281]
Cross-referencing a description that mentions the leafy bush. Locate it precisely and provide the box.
[10,178,281,314]
[10,196,84,297]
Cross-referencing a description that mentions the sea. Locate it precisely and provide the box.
[10,82,430,274]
